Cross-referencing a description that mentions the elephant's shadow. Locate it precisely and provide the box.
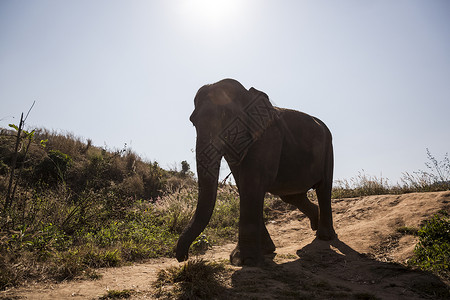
[229,238,449,299]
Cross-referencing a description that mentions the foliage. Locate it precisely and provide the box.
[409,212,450,280]
[1,126,193,203]
[34,150,72,184]
[0,123,196,289]
[191,234,211,254]
[154,259,229,299]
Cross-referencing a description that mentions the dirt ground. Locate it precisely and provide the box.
[1,191,449,299]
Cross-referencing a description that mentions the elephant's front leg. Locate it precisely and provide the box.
[230,189,266,266]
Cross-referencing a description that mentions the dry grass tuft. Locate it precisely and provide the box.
[154,259,230,299]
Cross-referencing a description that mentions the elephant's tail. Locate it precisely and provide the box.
[321,122,334,187]
[325,140,334,186]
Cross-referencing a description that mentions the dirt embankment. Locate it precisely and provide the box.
[2,191,449,299]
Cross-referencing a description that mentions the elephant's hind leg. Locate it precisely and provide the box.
[315,181,337,240]
[262,223,276,254]
[230,225,275,266]
[281,193,319,231]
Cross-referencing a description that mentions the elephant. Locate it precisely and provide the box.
[176,78,336,266]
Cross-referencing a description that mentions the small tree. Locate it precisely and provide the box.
[181,160,190,176]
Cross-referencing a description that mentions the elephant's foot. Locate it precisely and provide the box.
[262,235,276,254]
[230,247,263,267]
[316,226,337,241]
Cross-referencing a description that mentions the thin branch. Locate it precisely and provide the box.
[23,101,36,123]
[5,113,24,210]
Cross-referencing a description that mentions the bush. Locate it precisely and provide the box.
[409,212,449,280]
[0,124,198,289]
[34,150,72,184]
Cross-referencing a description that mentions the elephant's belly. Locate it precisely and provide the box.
[268,177,318,196]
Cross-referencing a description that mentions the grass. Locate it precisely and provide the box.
[396,226,419,236]
[153,258,229,299]
[333,151,449,198]
[99,289,134,299]
[153,185,240,246]
[333,170,450,199]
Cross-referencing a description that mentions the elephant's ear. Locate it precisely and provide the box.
[245,87,279,133]
[219,87,279,166]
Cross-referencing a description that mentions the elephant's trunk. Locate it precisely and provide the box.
[175,141,221,262]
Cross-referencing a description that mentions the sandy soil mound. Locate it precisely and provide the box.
[2,191,449,299]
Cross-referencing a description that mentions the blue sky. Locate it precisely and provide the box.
[1,0,449,183]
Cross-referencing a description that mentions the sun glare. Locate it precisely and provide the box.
[180,0,242,30]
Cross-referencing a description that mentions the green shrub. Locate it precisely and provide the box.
[191,234,211,254]
[409,212,449,279]
[82,248,122,268]
[27,223,72,260]
[143,161,168,199]
[50,249,86,281]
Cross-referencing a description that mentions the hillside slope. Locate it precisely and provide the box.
[2,191,449,299]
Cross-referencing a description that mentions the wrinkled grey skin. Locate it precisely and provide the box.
[176,79,336,266]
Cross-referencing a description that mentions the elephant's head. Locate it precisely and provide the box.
[175,79,279,262]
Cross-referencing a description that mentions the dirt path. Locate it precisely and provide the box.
[2,191,449,299]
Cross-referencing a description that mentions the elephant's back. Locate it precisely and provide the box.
[276,107,332,139]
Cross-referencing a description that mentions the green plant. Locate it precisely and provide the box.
[0,123,199,288]
[191,234,211,253]
[82,248,122,268]
[409,212,449,279]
